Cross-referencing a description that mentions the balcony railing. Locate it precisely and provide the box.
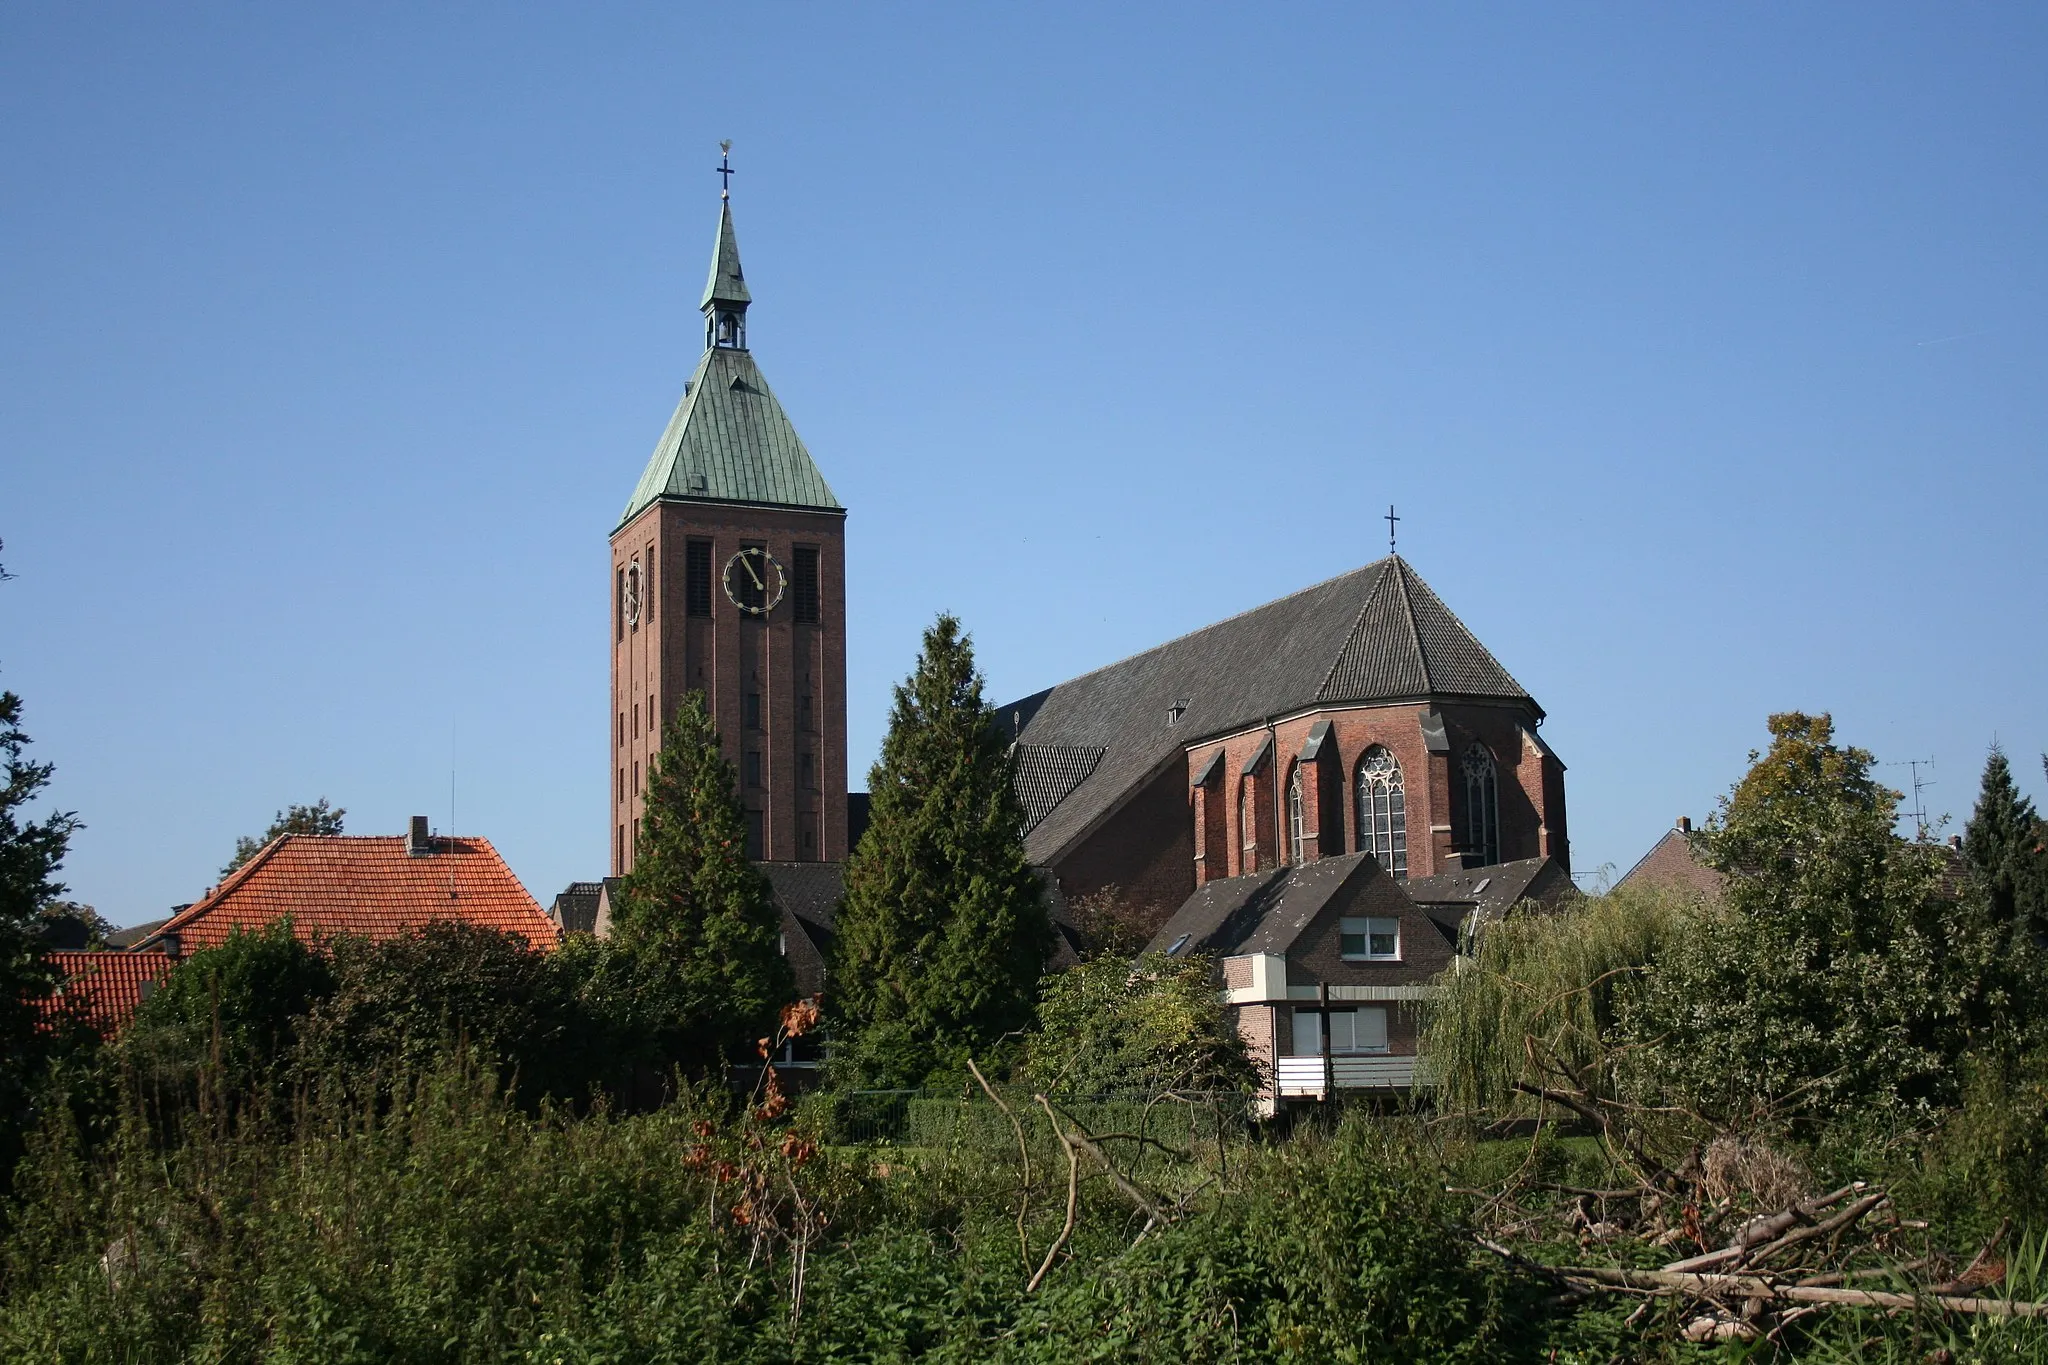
[1273,1054,1420,1096]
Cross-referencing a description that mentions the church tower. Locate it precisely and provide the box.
[610,172,848,874]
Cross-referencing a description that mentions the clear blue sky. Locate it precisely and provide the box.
[4,4,2044,925]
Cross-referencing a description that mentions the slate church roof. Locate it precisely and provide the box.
[620,201,841,525]
[1003,556,1532,864]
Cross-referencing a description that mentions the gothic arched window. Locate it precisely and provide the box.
[1356,745,1407,878]
[1462,742,1500,868]
[1287,765,1306,864]
[1238,780,1257,873]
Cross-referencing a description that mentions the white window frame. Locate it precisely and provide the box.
[1340,915,1401,962]
[1293,1006,1391,1056]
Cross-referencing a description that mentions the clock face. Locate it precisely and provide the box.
[623,560,642,627]
[723,547,787,616]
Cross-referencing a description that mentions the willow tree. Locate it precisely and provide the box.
[830,615,1050,1087]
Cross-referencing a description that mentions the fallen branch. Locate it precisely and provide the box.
[1556,1265,2048,1319]
[1039,1096,1172,1229]
[967,1059,1033,1275]
[1743,1191,1888,1269]
[1027,1104,1081,1294]
[1661,1184,1865,1273]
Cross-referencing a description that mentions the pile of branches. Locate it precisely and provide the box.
[1468,1142,2044,1346]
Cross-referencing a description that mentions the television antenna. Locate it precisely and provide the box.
[1884,757,1936,842]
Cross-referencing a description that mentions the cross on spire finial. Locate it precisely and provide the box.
[1385,505,1401,554]
[716,140,734,199]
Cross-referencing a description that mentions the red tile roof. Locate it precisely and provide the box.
[37,950,175,1036]
[139,834,558,955]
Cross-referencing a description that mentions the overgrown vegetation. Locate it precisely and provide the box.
[5,597,2046,1364]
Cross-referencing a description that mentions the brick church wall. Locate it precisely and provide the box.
[1050,763,1196,934]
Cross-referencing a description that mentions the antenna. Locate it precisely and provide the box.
[1884,757,1936,842]
[450,719,459,901]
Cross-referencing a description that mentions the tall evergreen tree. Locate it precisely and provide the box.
[612,691,791,1067]
[0,641,84,1191]
[1963,745,2048,953]
[830,615,1051,1086]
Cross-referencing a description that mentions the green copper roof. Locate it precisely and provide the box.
[620,198,840,526]
[621,348,841,521]
[700,201,750,308]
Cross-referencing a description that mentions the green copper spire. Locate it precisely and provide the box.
[618,185,841,527]
[700,199,751,311]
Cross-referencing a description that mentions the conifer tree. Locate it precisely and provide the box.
[1963,745,2048,953]
[612,691,791,1066]
[830,614,1051,1086]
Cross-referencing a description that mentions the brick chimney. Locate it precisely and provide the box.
[407,815,433,857]
[1677,815,1692,834]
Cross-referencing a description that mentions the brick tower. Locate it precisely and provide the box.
[609,177,847,873]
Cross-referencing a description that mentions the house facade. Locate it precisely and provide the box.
[1148,850,1571,1111]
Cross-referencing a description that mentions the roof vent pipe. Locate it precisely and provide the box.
[407,815,433,857]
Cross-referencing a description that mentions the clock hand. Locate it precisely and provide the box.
[743,556,764,590]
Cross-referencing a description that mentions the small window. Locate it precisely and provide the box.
[792,546,820,624]
[798,694,814,731]
[746,751,763,788]
[632,703,639,737]
[745,692,763,730]
[617,767,626,803]
[617,712,625,748]
[745,809,764,859]
[799,752,815,789]
[1340,916,1400,961]
[685,540,714,617]
[615,567,626,642]
[632,761,639,797]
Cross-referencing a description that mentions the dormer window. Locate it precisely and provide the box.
[1166,698,1189,726]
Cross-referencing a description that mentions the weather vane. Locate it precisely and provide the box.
[716,140,734,199]
[1385,505,1400,553]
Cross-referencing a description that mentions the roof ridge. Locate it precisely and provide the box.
[1390,556,1433,690]
[1008,558,1396,704]
[1314,563,1397,700]
[1399,559,1530,699]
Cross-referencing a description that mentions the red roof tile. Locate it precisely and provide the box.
[140,834,558,955]
[37,950,175,1036]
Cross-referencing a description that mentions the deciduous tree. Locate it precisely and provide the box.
[1627,713,1988,1118]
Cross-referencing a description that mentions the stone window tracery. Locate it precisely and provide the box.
[1356,745,1407,878]
[1462,742,1500,867]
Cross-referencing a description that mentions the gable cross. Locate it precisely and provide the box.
[716,141,734,198]
[1385,505,1400,554]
